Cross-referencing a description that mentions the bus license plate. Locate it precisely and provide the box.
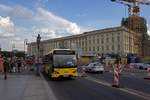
[63,75,68,77]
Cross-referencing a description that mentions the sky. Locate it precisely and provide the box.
[0,0,150,51]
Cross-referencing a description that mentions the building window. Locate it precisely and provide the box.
[106,34,109,37]
[93,36,95,39]
[97,46,99,51]
[102,46,104,51]
[106,37,109,43]
[97,38,99,44]
[112,45,114,51]
[93,39,95,44]
[112,37,114,43]
[82,48,84,52]
[82,41,84,46]
[85,47,87,52]
[107,45,109,51]
[101,38,104,44]
[117,35,120,42]
[89,40,91,44]
[118,44,120,51]
[89,47,91,51]
[93,47,95,52]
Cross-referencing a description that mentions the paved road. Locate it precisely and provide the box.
[45,70,150,100]
[86,71,150,93]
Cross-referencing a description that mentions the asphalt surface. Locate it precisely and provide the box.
[44,69,150,100]
[87,70,150,93]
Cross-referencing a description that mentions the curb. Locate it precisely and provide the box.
[40,73,58,100]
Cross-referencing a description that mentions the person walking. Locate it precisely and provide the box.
[35,57,42,76]
[10,59,14,72]
[17,58,22,73]
[0,54,4,73]
[3,57,9,80]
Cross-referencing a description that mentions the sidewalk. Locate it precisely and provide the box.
[0,73,57,100]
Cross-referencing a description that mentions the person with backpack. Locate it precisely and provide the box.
[3,57,9,80]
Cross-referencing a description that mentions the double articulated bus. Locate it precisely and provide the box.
[43,49,78,78]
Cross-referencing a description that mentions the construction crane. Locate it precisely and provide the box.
[111,0,150,16]
[111,0,150,56]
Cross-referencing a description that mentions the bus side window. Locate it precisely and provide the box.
[48,54,53,64]
[50,55,53,61]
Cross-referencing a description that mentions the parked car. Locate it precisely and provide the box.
[129,63,137,68]
[131,63,150,70]
[142,64,150,70]
[85,62,104,73]
[129,63,145,69]
[135,63,144,69]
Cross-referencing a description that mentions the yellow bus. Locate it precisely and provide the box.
[43,49,78,78]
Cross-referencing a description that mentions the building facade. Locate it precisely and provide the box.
[27,27,138,57]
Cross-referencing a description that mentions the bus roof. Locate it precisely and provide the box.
[45,49,74,56]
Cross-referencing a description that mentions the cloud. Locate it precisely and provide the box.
[0,4,81,35]
[0,4,12,13]
[0,4,33,19]
[0,16,25,51]
[0,16,14,27]
[146,24,150,36]
[33,27,62,39]
[0,16,15,38]
[0,4,81,50]
[148,30,150,36]
[14,37,21,41]
[35,8,81,35]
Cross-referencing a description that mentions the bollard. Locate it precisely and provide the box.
[119,64,124,75]
[112,64,120,88]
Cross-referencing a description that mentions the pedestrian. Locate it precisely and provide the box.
[10,59,14,72]
[17,58,22,73]
[35,57,42,76]
[0,54,4,73]
[3,57,9,80]
[8,58,12,72]
[13,60,17,73]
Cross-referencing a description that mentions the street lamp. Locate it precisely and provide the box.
[37,34,41,61]
[24,39,28,57]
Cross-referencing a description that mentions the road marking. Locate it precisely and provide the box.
[40,73,58,100]
[84,76,111,87]
[119,88,150,100]
[85,76,150,100]
[121,73,137,78]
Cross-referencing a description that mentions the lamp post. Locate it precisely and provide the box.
[24,39,28,57]
[37,34,41,62]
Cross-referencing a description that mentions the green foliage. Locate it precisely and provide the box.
[0,51,25,58]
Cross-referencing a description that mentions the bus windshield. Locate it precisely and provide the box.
[53,55,77,68]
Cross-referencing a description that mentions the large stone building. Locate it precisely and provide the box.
[121,16,150,56]
[27,26,139,57]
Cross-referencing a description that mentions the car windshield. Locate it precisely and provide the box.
[88,63,102,67]
[53,55,77,68]
[93,63,102,66]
